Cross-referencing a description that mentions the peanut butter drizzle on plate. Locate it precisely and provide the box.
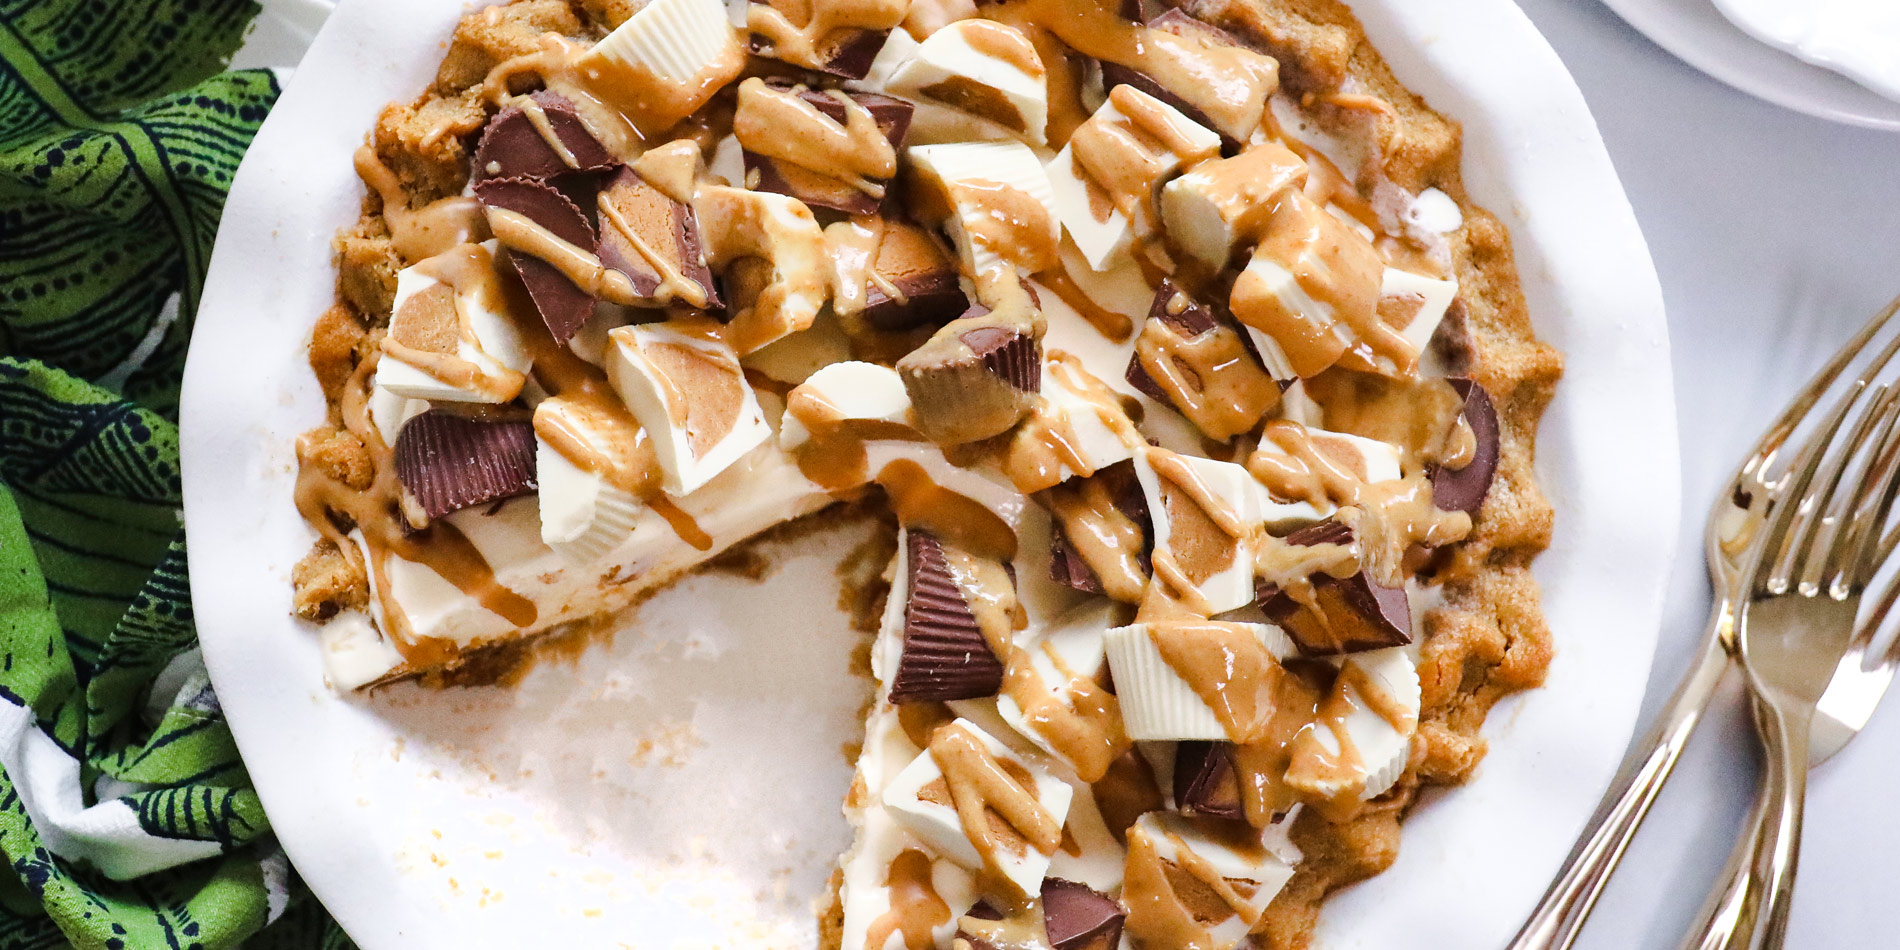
[927,722,1063,895]
[353,147,489,263]
[734,79,897,197]
[294,351,536,663]
[865,849,952,950]
[748,0,909,72]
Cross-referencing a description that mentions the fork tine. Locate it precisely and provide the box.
[1837,395,1900,596]
[1793,386,1900,593]
[1749,294,1900,469]
[1760,381,1872,594]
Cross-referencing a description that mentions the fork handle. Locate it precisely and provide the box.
[1506,620,1733,950]
[1681,696,1811,950]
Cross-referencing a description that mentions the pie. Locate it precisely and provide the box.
[290,0,1561,945]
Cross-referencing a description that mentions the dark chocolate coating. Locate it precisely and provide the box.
[393,410,538,521]
[1041,879,1126,950]
[742,86,915,214]
[473,91,617,182]
[1257,520,1412,656]
[1172,740,1244,820]
[474,177,599,344]
[1427,378,1500,513]
[890,531,1006,703]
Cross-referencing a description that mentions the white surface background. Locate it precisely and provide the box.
[217,0,1900,946]
[1513,2,1900,949]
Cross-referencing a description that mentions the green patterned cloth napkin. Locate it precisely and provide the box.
[1,1,349,946]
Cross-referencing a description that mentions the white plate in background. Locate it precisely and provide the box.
[1599,0,1900,132]
[179,0,1678,946]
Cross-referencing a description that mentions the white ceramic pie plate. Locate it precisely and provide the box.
[180,0,1678,946]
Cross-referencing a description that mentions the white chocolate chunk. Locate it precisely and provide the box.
[1128,811,1301,950]
[692,185,830,354]
[534,438,644,564]
[1228,192,1385,379]
[1015,354,1140,486]
[1158,144,1306,270]
[1380,266,1458,356]
[908,141,1060,279]
[1286,645,1419,802]
[604,322,771,495]
[994,600,1115,769]
[881,718,1075,897]
[377,241,532,404]
[366,382,427,449]
[779,360,913,450]
[887,19,1048,144]
[319,610,406,691]
[1046,86,1219,271]
[1134,448,1260,613]
[1104,621,1295,740]
[578,0,742,131]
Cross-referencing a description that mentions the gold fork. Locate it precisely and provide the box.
[1682,381,1900,950]
[1509,294,1900,950]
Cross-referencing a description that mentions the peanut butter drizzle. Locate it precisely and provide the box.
[1122,822,1260,950]
[927,722,1063,895]
[951,178,1059,278]
[1047,479,1149,602]
[824,217,905,316]
[734,79,896,197]
[572,26,744,137]
[482,37,645,157]
[749,0,909,73]
[1132,310,1278,442]
[1303,372,1470,470]
[294,352,537,663]
[485,207,651,306]
[693,184,831,354]
[986,0,1277,142]
[352,147,488,263]
[516,301,665,500]
[509,93,581,169]
[879,458,1019,562]
[1247,419,1367,508]
[865,849,952,950]
[1292,661,1416,814]
[649,494,713,550]
[596,183,711,308]
[1001,352,1141,492]
[1070,85,1219,226]
[1032,268,1134,342]
[382,243,527,400]
[1025,23,1089,145]
[1008,637,1128,782]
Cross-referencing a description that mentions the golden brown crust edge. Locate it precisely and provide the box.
[291,0,1562,946]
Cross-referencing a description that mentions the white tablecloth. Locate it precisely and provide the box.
[1516,2,1900,947]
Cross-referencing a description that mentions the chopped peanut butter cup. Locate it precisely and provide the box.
[596,165,720,312]
[1124,279,1226,402]
[1048,461,1152,600]
[1257,520,1412,656]
[1126,280,1280,441]
[473,91,617,182]
[1428,378,1501,513]
[854,220,968,332]
[1173,740,1245,820]
[1041,878,1126,950]
[897,303,1044,445]
[473,177,599,345]
[1097,10,1261,153]
[392,410,538,524]
[746,0,891,79]
[890,531,1006,703]
[740,83,914,215]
